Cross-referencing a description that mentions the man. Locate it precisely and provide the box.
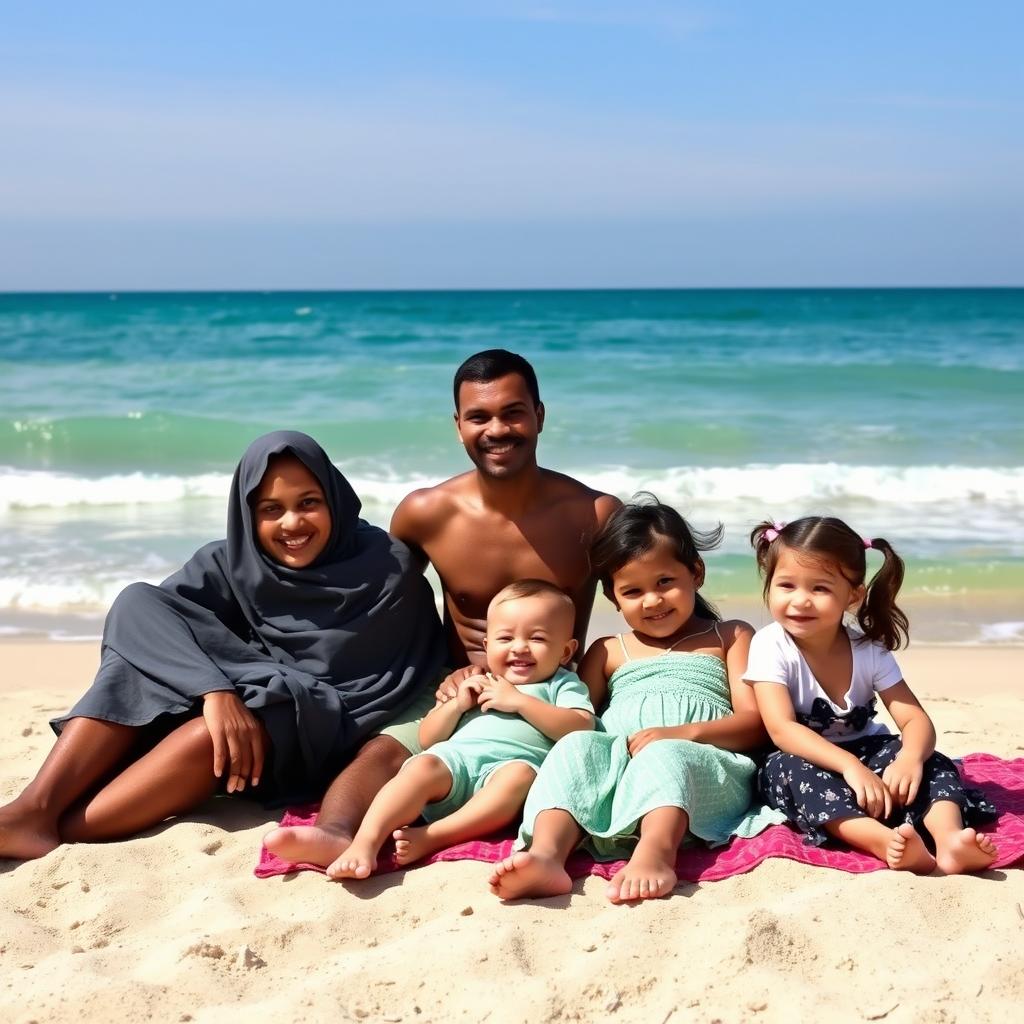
[264,349,620,869]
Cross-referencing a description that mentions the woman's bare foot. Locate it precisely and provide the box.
[934,828,998,875]
[0,804,61,860]
[393,825,437,866]
[263,824,353,869]
[326,840,378,880]
[886,823,936,874]
[606,850,678,904]
[488,851,573,900]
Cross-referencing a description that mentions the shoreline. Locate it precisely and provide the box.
[4,586,1024,647]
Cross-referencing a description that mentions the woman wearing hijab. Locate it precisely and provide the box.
[0,431,445,859]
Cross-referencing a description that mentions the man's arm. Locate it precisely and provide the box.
[389,488,441,572]
[594,492,624,532]
[568,492,623,656]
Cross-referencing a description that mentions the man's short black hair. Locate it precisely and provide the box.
[452,349,541,410]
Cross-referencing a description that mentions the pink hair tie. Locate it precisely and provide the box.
[764,520,786,543]
[863,538,873,550]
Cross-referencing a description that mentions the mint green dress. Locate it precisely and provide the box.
[517,641,781,859]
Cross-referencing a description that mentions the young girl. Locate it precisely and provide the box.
[488,498,778,904]
[744,516,997,874]
[0,431,444,859]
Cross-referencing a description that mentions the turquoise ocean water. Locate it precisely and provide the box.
[1,289,1021,643]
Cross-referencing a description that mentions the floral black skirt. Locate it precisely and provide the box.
[759,733,997,847]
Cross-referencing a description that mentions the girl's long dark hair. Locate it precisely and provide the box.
[750,516,909,650]
[592,494,723,621]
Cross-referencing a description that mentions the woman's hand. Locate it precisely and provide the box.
[842,760,892,820]
[202,691,265,793]
[881,753,924,807]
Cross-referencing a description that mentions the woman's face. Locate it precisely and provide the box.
[252,455,332,568]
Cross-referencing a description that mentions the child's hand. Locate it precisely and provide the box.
[881,753,924,807]
[627,726,685,756]
[436,665,480,704]
[477,673,523,714]
[842,761,892,820]
[456,675,486,713]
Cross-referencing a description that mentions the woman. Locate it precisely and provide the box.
[0,431,445,859]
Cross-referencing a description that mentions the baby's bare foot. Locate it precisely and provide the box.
[487,851,572,901]
[934,828,998,875]
[0,805,61,861]
[393,826,434,866]
[606,852,678,904]
[263,824,353,869]
[326,841,378,880]
[886,823,936,874]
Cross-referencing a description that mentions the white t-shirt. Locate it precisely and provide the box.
[742,621,904,743]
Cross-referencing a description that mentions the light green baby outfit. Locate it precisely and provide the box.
[415,666,594,822]
[517,637,781,858]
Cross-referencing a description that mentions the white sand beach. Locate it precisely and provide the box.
[1,642,1022,1024]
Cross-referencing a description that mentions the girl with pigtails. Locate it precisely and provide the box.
[743,516,997,874]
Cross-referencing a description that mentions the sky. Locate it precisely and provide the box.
[1,2,1022,290]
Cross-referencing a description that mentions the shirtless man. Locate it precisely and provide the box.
[264,349,619,869]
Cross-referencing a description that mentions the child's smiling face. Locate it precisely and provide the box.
[767,546,865,642]
[484,593,576,685]
[609,537,704,640]
[252,455,332,568]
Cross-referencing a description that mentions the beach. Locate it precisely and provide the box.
[2,640,1021,1024]
[2,290,1022,1019]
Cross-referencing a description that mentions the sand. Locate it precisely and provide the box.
[1,641,1022,1024]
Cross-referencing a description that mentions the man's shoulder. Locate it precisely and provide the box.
[391,473,475,542]
[536,468,621,522]
[397,472,474,510]
[537,468,618,503]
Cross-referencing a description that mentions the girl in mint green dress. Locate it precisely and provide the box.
[488,499,780,904]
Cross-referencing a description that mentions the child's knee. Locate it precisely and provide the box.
[497,761,537,790]
[405,753,452,785]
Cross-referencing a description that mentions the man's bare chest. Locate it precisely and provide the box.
[426,514,593,600]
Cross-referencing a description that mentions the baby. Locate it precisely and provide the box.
[327,578,595,880]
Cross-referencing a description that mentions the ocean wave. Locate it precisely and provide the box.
[3,463,1023,513]
[582,463,1024,508]
[0,575,162,613]
[0,468,233,510]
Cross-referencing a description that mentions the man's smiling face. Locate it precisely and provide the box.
[454,373,544,480]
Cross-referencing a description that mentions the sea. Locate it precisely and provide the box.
[1,289,1022,645]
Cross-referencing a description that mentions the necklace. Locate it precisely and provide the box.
[640,620,717,654]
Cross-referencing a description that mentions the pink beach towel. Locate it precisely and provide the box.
[255,753,1024,882]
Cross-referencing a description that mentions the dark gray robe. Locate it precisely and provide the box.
[53,431,445,799]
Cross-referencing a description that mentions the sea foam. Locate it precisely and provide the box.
[3,463,1022,513]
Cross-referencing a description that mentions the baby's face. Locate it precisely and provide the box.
[484,594,576,685]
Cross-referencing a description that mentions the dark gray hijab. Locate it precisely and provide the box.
[55,431,445,799]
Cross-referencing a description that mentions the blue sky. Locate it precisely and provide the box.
[1,2,1022,289]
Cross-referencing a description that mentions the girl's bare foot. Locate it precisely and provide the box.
[886,823,936,874]
[263,824,353,868]
[0,805,61,860]
[393,825,435,866]
[326,841,378,880]
[934,828,998,875]
[606,851,678,904]
[488,851,573,900]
